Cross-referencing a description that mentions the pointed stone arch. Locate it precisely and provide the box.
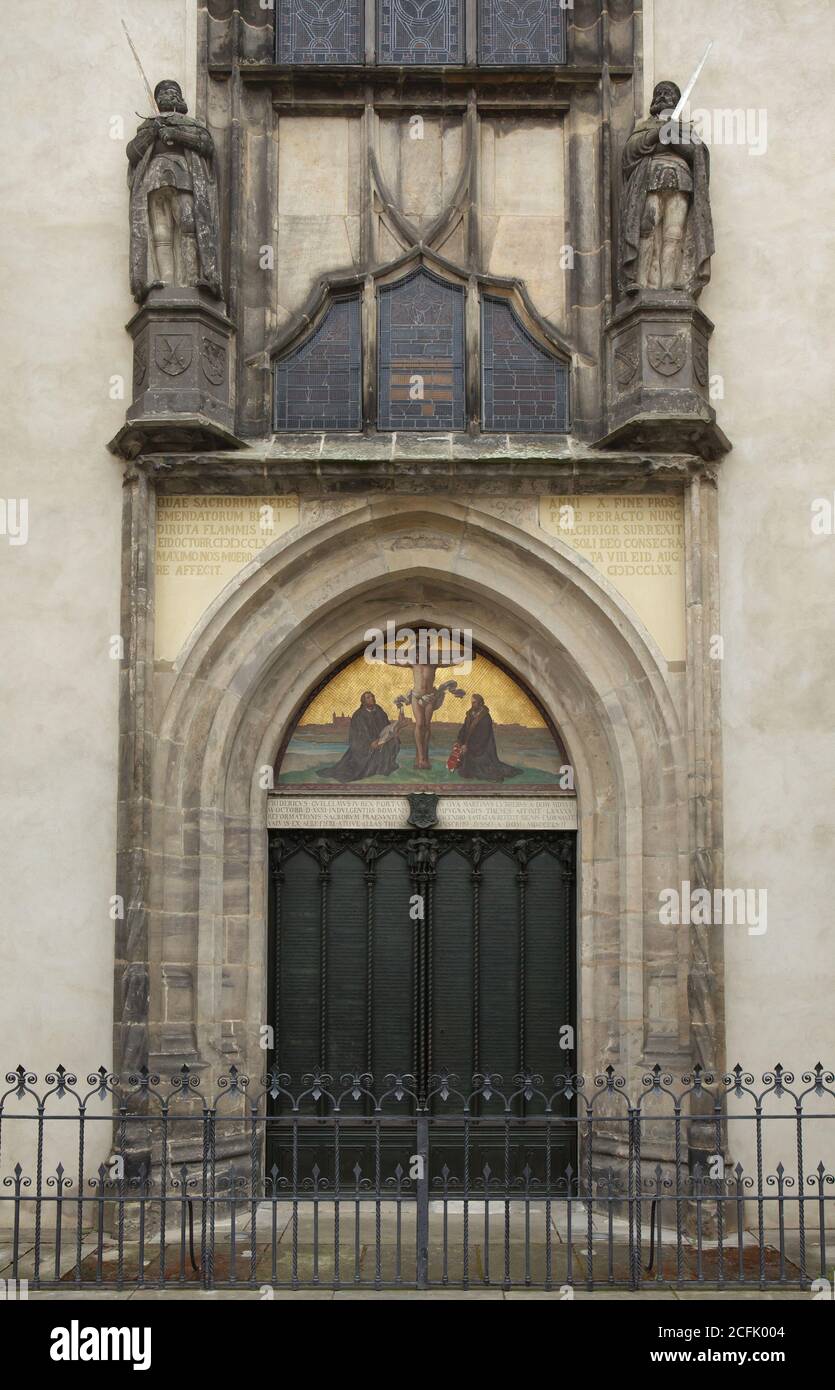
[131,496,714,1103]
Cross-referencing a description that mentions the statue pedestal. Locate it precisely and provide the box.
[599,290,730,461]
[108,287,243,459]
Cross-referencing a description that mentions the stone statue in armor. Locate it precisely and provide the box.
[618,79,714,298]
[127,79,223,303]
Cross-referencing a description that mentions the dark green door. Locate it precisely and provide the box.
[266,827,575,1182]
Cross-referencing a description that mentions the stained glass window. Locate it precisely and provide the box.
[377,0,464,65]
[478,0,566,65]
[275,0,568,65]
[377,268,466,431]
[277,0,364,64]
[481,296,569,433]
[274,296,362,431]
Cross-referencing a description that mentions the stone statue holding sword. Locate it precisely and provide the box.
[619,44,715,298]
[122,23,223,303]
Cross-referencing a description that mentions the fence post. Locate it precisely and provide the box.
[416,1112,430,1289]
[628,1105,639,1291]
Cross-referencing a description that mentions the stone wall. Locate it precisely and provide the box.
[652,0,835,1173]
[0,0,195,1106]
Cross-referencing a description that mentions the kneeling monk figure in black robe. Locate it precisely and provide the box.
[317,691,401,782]
[454,694,520,782]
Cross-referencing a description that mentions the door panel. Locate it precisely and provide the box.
[432,847,475,1079]
[267,828,576,1181]
[371,847,414,1078]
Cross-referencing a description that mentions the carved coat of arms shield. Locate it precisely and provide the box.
[647,333,687,377]
[133,339,148,391]
[614,339,639,388]
[407,792,439,829]
[155,333,193,377]
[202,337,226,385]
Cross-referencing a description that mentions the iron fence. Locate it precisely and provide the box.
[0,1063,832,1291]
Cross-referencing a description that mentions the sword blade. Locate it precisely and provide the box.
[121,19,160,115]
[671,40,713,120]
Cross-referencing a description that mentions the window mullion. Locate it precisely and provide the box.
[466,0,477,65]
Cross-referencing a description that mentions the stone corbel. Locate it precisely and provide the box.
[108,287,244,459]
[598,289,731,461]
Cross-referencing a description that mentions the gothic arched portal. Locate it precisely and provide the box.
[136,496,704,1108]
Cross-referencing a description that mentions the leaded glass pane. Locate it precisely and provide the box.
[274,296,362,431]
[481,296,568,433]
[377,0,464,65]
[478,0,566,65]
[378,268,466,431]
[277,0,364,64]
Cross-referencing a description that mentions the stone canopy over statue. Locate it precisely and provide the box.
[618,79,715,299]
[126,79,223,303]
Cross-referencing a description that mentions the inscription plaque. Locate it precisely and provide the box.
[539,494,686,665]
[267,796,578,830]
[155,494,300,661]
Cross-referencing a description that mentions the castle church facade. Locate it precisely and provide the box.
[2,0,833,1203]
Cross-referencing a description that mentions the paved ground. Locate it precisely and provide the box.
[2,1204,825,1300]
[14,1286,811,1300]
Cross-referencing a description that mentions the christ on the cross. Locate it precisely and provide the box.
[392,635,467,771]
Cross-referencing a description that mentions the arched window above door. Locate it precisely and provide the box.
[481,295,569,433]
[271,265,570,433]
[273,294,362,431]
[377,267,466,432]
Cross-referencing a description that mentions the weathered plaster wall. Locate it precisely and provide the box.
[652,3,835,1086]
[0,1,195,1084]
